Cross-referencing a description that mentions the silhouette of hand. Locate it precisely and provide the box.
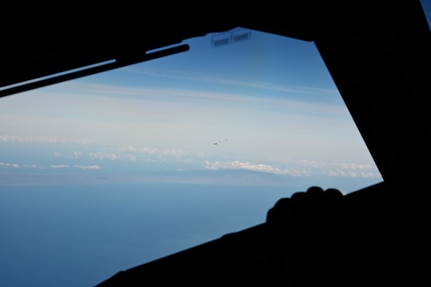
[267,186,343,227]
[265,186,345,285]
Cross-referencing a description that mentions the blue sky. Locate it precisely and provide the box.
[0,28,383,191]
[3,1,430,190]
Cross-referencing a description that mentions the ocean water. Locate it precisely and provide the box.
[0,182,297,287]
[0,175,383,287]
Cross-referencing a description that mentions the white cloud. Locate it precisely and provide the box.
[118,145,137,152]
[89,150,138,162]
[323,161,381,178]
[87,146,204,164]
[204,159,381,179]
[205,160,307,176]
[50,164,70,169]
[138,146,158,155]
[54,151,64,157]
[54,151,83,159]
[89,152,119,160]
[301,160,381,178]
[53,80,338,112]
[69,151,82,158]
[23,163,43,169]
[0,134,91,144]
[74,165,101,170]
[0,162,20,168]
[122,66,339,98]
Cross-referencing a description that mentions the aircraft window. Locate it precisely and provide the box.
[0,28,383,287]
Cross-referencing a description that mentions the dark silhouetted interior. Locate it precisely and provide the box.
[1,1,429,286]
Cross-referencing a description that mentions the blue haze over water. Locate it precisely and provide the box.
[0,178,381,287]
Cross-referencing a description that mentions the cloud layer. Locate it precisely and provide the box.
[1,143,381,179]
[204,160,381,179]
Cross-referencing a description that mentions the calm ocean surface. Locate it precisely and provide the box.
[0,183,297,287]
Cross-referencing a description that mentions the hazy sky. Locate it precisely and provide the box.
[0,28,382,186]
